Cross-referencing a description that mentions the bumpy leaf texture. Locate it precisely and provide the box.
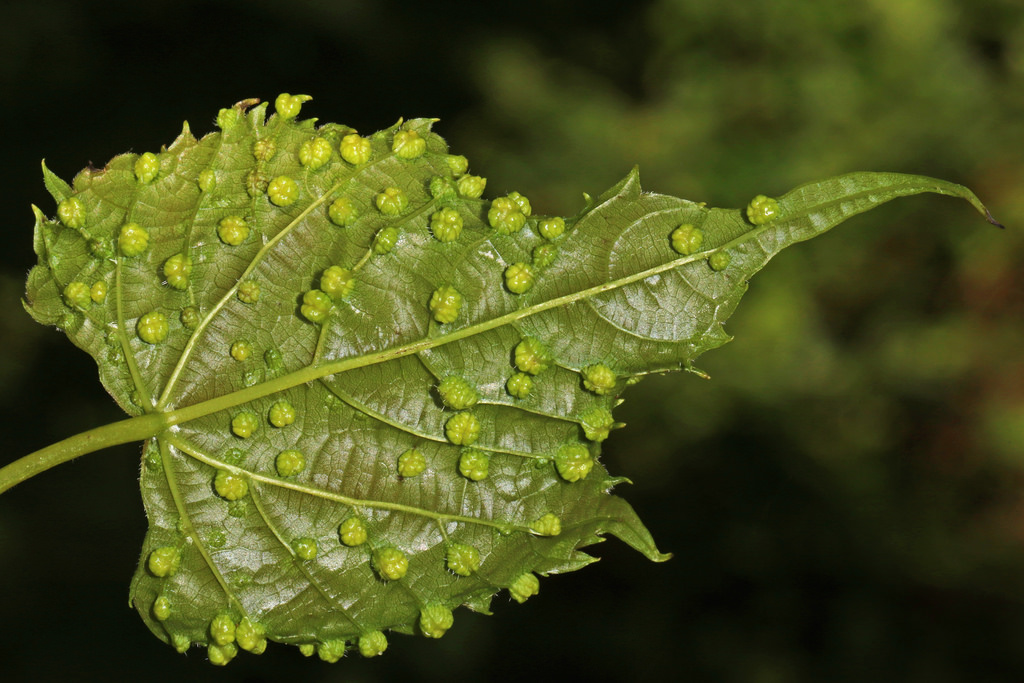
[23,95,994,664]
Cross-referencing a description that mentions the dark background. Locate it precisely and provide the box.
[1,0,1023,681]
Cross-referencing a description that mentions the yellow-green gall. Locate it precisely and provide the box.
[328,197,358,227]
[218,215,249,245]
[235,618,267,654]
[504,262,535,294]
[214,469,249,500]
[392,129,426,159]
[90,281,107,304]
[420,604,454,639]
[163,253,193,290]
[437,376,479,411]
[275,92,312,120]
[373,226,400,254]
[252,139,276,162]
[208,642,237,666]
[230,340,252,361]
[299,136,332,170]
[148,546,181,577]
[554,443,594,482]
[198,169,216,192]
[532,243,558,268]
[538,216,565,240]
[708,251,731,271]
[429,175,456,200]
[118,222,150,256]
[446,543,480,576]
[358,631,388,658]
[458,448,489,481]
[210,613,236,646]
[217,107,239,130]
[317,639,346,663]
[231,411,259,438]
[237,280,260,304]
[530,512,561,536]
[298,643,315,657]
[429,285,463,324]
[300,289,333,324]
[488,196,527,234]
[430,207,463,242]
[57,196,86,229]
[293,537,318,561]
[397,447,427,477]
[340,133,372,165]
[246,170,269,197]
[581,363,616,395]
[373,547,409,581]
[580,407,615,442]
[375,186,408,216]
[445,412,480,446]
[264,348,284,371]
[137,311,169,344]
[514,336,551,375]
[509,572,540,603]
[180,305,200,329]
[746,194,780,225]
[153,596,172,621]
[276,450,305,477]
[670,224,704,255]
[134,152,160,184]
[268,400,296,428]
[446,154,469,176]
[320,265,354,299]
[457,174,486,198]
[267,175,299,207]
[506,372,533,399]
[62,281,92,311]
[339,516,367,547]
[507,191,532,216]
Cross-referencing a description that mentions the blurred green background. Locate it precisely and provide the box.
[1,0,1023,680]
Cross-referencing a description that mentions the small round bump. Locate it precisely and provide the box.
[514,336,551,375]
[264,348,284,371]
[375,187,408,216]
[488,196,527,234]
[274,92,312,120]
[230,340,252,361]
[267,175,299,207]
[88,238,114,259]
[134,152,160,184]
[237,280,260,304]
[437,376,479,410]
[217,108,240,130]
[538,217,565,240]
[746,194,780,225]
[530,512,561,536]
[397,448,426,477]
[580,407,615,442]
[339,517,368,547]
[147,546,181,577]
[292,537,318,560]
[163,253,193,290]
[298,644,316,657]
[457,175,486,198]
[62,281,92,311]
[246,170,269,197]
[236,618,267,654]
[373,547,409,581]
[217,216,249,245]
[581,363,616,395]
[137,311,169,344]
[252,139,277,162]
[317,640,346,663]
[708,251,731,271]
[373,226,399,254]
[340,133,372,165]
[392,129,426,159]
[153,596,172,621]
[300,289,334,324]
[508,572,540,603]
[420,604,454,639]
[507,191,532,216]
[458,448,489,481]
[446,543,480,576]
[504,262,535,294]
[90,281,107,304]
[208,642,238,666]
[57,196,86,229]
[670,224,704,255]
[358,631,388,658]
[299,137,332,170]
[506,372,533,399]
[276,450,305,477]
[231,411,259,438]
[532,243,558,268]
[429,176,456,200]
[446,154,469,176]
[429,285,463,324]
[554,443,594,482]
[210,613,236,646]
[328,197,359,227]
[214,469,249,500]
[198,169,216,193]
[180,305,200,329]
[268,400,296,428]
[320,265,354,299]
[118,222,150,256]
[429,207,463,242]
[445,412,480,446]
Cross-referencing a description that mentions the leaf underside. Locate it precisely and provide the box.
[23,96,994,663]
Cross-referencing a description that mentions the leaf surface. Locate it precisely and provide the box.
[22,96,995,662]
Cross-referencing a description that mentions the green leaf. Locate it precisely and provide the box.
[20,96,996,661]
